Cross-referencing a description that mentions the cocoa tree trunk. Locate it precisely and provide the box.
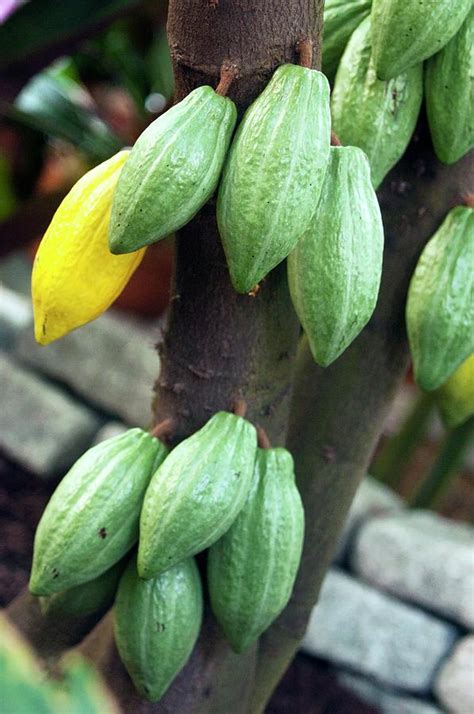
[82,2,325,712]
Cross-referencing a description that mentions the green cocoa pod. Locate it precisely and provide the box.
[138,412,257,578]
[217,64,331,293]
[371,0,472,80]
[29,429,167,596]
[331,16,423,188]
[208,447,304,653]
[425,7,474,165]
[406,206,474,391]
[434,353,474,429]
[114,556,203,702]
[322,0,372,83]
[39,558,126,618]
[288,146,384,367]
[109,86,237,254]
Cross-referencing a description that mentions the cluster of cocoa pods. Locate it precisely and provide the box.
[326,0,473,177]
[27,0,473,703]
[29,412,304,701]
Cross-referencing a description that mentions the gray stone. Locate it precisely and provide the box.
[93,421,128,445]
[0,284,32,349]
[435,636,474,714]
[0,352,99,476]
[301,569,456,693]
[15,311,160,427]
[339,672,444,714]
[0,251,32,295]
[335,475,404,562]
[352,511,474,629]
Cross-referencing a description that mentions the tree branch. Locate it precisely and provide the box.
[6,589,109,660]
[250,131,474,711]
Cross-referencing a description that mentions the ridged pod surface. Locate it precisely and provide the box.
[435,353,474,428]
[32,151,145,345]
[406,206,474,391]
[208,448,304,653]
[331,16,423,188]
[425,7,474,165]
[322,0,372,82]
[138,412,257,578]
[109,86,236,254]
[29,429,167,595]
[39,559,126,618]
[371,0,472,80]
[114,556,203,702]
[288,146,384,367]
[217,64,331,293]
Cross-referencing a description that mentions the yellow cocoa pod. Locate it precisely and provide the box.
[32,150,145,345]
[435,353,474,428]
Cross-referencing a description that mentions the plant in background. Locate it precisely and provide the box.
[1,0,473,712]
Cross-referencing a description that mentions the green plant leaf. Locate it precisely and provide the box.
[0,0,144,69]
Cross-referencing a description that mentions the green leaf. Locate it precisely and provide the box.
[0,0,144,69]
[6,70,122,161]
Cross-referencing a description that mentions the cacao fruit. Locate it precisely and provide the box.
[108,86,236,254]
[331,16,423,188]
[406,206,474,391]
[217,64,331,293]
[29,429,167,596]
[32,150,146,345]
[287,145,384,366]
[435,353,474,428]
[138,411,257,578]
[322,0,372,82]
[39,558,126,618]
[208,447,304,653]
[114,556,203,702]
[425,7,474,165]
[371,0,472,80]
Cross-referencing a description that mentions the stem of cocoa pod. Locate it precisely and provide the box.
[215,61,240,96]
[297,38,313,69]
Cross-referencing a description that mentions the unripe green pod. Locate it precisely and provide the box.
[217,64,331,293]
[406,206,474,391]
[434,353,474,429]
[331,16,423,188]
[208,448,304,653]
[322,0,372,83]
[39,558,127,618]
[29,429,167,596]
[371,0,472,80]
[288,146,384,366]
[425,7,474,165]
[109,86,237,254]
[114,556,203,702]
[138,412,257,578]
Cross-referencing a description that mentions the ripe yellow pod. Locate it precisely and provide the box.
[32,151,145,345]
